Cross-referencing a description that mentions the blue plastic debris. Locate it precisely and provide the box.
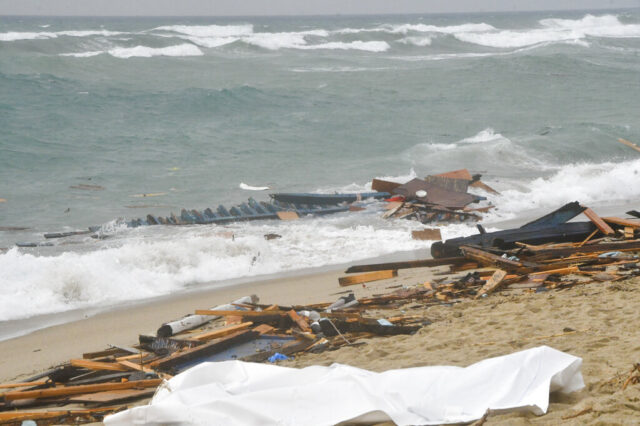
[268,353,291,363]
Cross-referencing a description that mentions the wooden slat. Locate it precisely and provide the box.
[602,217,640,229]
[68,388,156,403]
[618,138,640,153]
[190,322,253,341]
[469,180,500,195]
[0,407,121,422]
[371,178,402,193]
[118,360,154,373]
[582,208,615,235]
[3,379,161,401]
[345,256,467,273]
[0,380,47,389]
[195,309,285,317]
[253,324,276,335]
[70,359,129,372]
[475,269,508,298]
[460,245,525,271]
[338,270,397,287]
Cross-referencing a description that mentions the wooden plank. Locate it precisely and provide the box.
[70,359,129,372]
[338,270,397,286]
[0,381,47,389]
[469,180,500,195]
[625,227,635,239]
[150,330,259,371]
[276,211,299,221]
[68,388,155,403]
[190,322,253,341]
[618,138,640,153]
[287,310,311,332]
[371,178,402,193]
[475,269,508,298]
[411,228,442,241]
[83,347,124,359]
[602,216,640,229]
[424,176,469,193]
[118,360,153,373]
[253,324,276,335]
[3,379,161,401]
[434,169,472,180]
[460,245,525,271]
[0,407,121,422]
[195,309,285,317]
[529,240,640,259]
[345,256,467,273]
[582,207,615,235]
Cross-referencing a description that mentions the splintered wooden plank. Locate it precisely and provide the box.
[69,388,156,403]
[602,216,640,229]
[253,324,276,335]
[194,309,286,317]
[0,407,121,423]
[287,310,311,332]
[118,360,154,373]
[625,227,635,239]
[345,256,467,273]
[435,169,473,180]
[469,180,500,195]
[582,207,615,235]
[371,178,402,193]
[82,347,125,359]
[338,270,397,286]
[460,245,525,271]
[411,228,442,241]
[276,211,299,221]
[618,138,640,153]
[3,379,162,401]
[508,273,550,289]
[0,381,47,389]
[190,322,254,341]
[424,176,469,193]
[475,269,508,299]
[70,359,129,372]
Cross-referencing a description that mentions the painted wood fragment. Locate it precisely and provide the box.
[338,270,397,286]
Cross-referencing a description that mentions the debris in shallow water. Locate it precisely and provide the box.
[70,184,104,191]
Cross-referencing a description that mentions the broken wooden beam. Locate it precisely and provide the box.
[287,310,311,332]
[2,379,161,402]
[338,270,397,286]
[475,270,508,298]
[70,359,130,372]
[582,207,615,236]
[412,228,442,241]
[189,322,254,341]
[459,245,525,271]
[345,257,467,273]
[602,217,640,229]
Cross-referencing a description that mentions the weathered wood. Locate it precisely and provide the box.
[190,322,253,341]
[602,217,640,229]
[528,240,640,259]
[195,309,285,317]
[338,270,397,286]
[582,208,615,235]
[460,246,525,271]
[70,359,129,372]
[618,138,640,153]
[469,180,500,195]
[150,330,259,371]
[0,381,47,389]
[345,257,467,273]
[520,202,586,229]
[0,407,121,423]
[625,227,635,239]
[424,176,469,193]
[276,211,299,221]
[118,360,153,373]
[2,379,161,401]
[82,347,124,359]
[253,324,276,335]
[287,310,311,332]
[435,169,473,180]
[68,388,156,404]
[475,269,508,298]
[412,228,442,241]
[371,178,402,193]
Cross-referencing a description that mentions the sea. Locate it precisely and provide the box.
[1,9,639,338]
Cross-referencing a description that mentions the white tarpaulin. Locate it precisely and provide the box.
[105,345,584,426]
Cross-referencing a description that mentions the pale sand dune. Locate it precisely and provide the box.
[1,267,639,424]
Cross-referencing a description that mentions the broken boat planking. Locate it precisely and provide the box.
[2,203,640,424]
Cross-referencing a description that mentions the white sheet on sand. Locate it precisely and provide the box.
[104,345,583,426]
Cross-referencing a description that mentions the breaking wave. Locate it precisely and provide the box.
[0,30,121,41]
[62,44,204,58]
[455,14,640,48]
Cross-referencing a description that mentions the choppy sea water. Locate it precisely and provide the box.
[1,10,639,329]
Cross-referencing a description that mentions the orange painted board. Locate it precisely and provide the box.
[276,211,299,221]
[338,270,397,286]
[435,169,473,181]
[582,208,615,235]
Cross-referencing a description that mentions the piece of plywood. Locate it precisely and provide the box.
[412,228,442,241]
[469,180,500,195]
[338,270,397,287]
[424,176,469,193]
[276,211,299,221]
[475,269,508,298]
[434,169,473,180]
[582,207,615,236]
[371,178,402,193]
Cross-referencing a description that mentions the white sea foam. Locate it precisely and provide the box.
[455,14,640,48]
[397,36,432,46]
[154,24,254,37]
[301,41,390,52]
[460,128,505,143]
[334,22,495,35]
[61,51,104,58]
[0,214,444,322]
[108,44,203,58]
[0,30,121,41]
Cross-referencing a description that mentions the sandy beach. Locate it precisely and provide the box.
[2,260,640,424]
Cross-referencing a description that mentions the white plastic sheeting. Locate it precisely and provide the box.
[104,345,584,426]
